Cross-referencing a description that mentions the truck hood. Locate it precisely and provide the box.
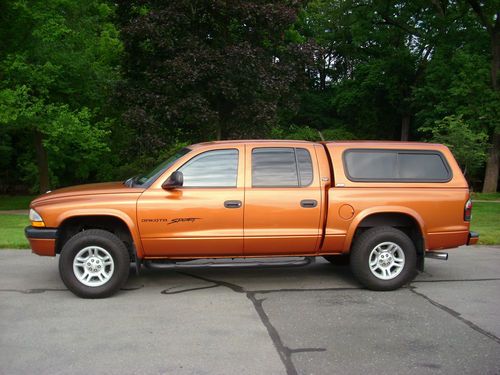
[32,182,146,204]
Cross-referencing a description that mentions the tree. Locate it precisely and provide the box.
[296,0,444,141]
[0,1,122,192]
[413,49,498,174]
[116,0,309,157]
[294,0,497,190]
[467,0,500,192]
[420,115,488,178]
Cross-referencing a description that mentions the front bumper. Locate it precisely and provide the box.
[25,226,58,256]
[467,231,479,246]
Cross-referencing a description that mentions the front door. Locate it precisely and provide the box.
[243,144,322,256]
[138,146,244,258]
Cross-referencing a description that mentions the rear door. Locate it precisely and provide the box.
[243,144,322,255]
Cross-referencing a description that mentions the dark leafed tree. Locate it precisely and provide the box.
[116,0,309,155]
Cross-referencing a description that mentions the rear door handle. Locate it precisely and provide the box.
[224,200,242,209]
[300,199,317,208]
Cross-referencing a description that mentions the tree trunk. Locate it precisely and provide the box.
[216,124,222,140]
[482,30,500,192]
[482,132,500,193]
[34,130,50,193]
[490,29,499,91]
[400,115,410,141]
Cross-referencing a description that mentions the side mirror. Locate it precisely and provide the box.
[162,171,183,190]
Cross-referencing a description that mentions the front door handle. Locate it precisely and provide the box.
[300,199,317,208]
[224,200,242,209]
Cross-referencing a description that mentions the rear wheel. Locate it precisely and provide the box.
[59,229,130,298]
[350,226,417,290]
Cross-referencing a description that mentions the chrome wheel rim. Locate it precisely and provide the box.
[369,242,405,280]
[73,246,114,287]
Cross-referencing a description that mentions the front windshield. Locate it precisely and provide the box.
[135,148,191,186]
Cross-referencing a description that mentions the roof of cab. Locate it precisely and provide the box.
[189,139,314,149]
[189,139,445,149]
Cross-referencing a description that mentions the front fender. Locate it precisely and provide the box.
[56,209,145,258]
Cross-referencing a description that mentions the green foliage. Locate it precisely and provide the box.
[321,128,356,140]
[420,115,488,176]
[292,0,497,187]
[0,0,498,193]
[116,0,310,156]
[271,125,321,141]
[0,196,35,210]
[271,124,356,141]
[414,50,500,135]
[40,106,110,187]
[0,0,122,192]
[110,140,190,182]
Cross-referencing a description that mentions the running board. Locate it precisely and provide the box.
[144,257,315,270]
[425,252,448,261]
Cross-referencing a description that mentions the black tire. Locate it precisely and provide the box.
[59,229,130,298]
[323,254,350,266]
[350,226,417,291]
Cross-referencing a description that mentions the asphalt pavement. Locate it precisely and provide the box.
[1,246,499,375]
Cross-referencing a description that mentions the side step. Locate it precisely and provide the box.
[425,252,448,261]
[144,256,315,270]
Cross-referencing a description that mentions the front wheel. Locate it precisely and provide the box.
[350,226,417,291]
[59,229,130,298]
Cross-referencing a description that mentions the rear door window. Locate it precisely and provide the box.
[252,147,314,187]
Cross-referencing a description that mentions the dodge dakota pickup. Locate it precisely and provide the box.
[25,140,479,298]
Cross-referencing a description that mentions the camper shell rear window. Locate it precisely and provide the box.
[343,149,452,182]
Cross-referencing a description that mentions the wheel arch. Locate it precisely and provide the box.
[344,207,426,269]
[56,211,143,259]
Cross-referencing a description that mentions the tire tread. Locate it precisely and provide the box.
[59,229,130,298]
[350,226,417,291]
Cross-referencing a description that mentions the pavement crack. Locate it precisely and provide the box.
[0,285,144,294]
[176,271,245,293]
[161,284,219,295]
[413,278,500,283]
[409,286,500,345]
[0,288,66,294]
[289,348,326,354]
[256,286,363,294]
[175,271,300,375]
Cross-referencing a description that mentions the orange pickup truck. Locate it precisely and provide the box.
[25,140,478,298]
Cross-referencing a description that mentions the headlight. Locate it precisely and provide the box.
[29,209,45,227]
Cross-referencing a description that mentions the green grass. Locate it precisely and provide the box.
[471,202,500,245]
[471,192,500,201]
[0,201,498,249]
[0,195,36,210]
[0,214,30,249]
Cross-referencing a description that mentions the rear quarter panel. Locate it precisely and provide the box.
[321,142,470,253]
